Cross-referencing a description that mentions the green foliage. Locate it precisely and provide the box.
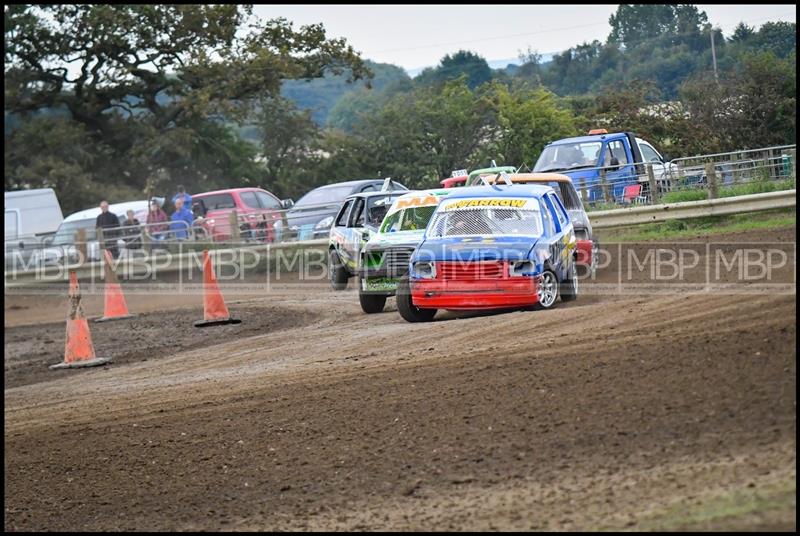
[326,76,413,133]
[609,4,708,47]
[4,4,366,213]
[415,50,493,90]
[363,78,497,185]
[282,61,410,126]
[602,209,795,242]
[718,177,796,198]
[677,51,796,153]
[661,190,708,203]
[481,82,578,167]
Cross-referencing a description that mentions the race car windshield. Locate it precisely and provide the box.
[380,205,437,233]
[367,194,404,226]
[428,205,543,238]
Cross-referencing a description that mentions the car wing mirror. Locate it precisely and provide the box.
[281,199,294,209]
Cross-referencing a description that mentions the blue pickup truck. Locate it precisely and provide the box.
[533,130,674,203]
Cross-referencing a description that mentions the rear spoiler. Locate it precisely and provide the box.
[380,177,399,192]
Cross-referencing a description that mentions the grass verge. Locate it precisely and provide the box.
[598,208,796,242]
[632,477,796,531]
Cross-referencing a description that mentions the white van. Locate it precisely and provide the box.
[4,188,64,240]
[31,200,150,265]
[5,188,65,267]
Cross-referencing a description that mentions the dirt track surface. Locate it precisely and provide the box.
[4,228,796,531]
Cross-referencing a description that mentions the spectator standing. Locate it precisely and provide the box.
[146,199,169,240]
[95,200,121,259]
[172,185,192,207]
[122,210,142,250]
[170,197,194,240]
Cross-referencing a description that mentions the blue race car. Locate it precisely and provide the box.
[397,184,579,322]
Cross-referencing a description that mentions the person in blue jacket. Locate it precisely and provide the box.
[172,185,192,207]
[170,197,194,240]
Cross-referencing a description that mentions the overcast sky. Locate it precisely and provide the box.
[252,4,797,71]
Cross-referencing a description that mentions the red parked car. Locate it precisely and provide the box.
[191,188,292,242]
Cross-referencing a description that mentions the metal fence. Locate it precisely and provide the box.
[576,144,796,209]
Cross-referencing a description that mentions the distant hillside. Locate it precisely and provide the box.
[280,60,410,125]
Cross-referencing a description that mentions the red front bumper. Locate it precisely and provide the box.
[411,277,540,310]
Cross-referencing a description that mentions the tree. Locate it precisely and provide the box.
[481,82,578,167]
[730,22,755,43]
[4,117,134,212]
[752,21,797,58]
[4,4,367,208]
[353,78,497,186]
[256,96,320,196]
[516,46,543,85]
[415,50,493,90]
[608,4,708,48]
[677,51,796,154]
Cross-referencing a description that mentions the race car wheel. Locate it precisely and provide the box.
[358,284,387,314]
[396,276,436,322]
[329,249,349,291]
[560,265,578,302]
[535,269,559,310]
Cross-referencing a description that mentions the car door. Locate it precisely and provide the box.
[602,139,636,200]
[542,193,571,277]
[638,141,671,190]
[551,193,576,277]
[340,196,367,269]
[330,198,354,259]
[538,196,559,269]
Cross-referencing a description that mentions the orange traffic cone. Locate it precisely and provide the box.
[50,272,112,369]
[95,250,135,322]
[194,250,241,328]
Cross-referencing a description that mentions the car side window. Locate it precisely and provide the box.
[604,140,630,168]
[349,198,366,227]
[335,200,353,227]
[540,199,556,236]
[551,194,570,229]
[194,193,235,210]
[255,191,282,209]
[240,192,260,209]
[360,184,376,193]
[640,143,661,163]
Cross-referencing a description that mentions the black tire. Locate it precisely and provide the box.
[358,285,387,314]
[535,269,559,310]
[329,249,349,291]
[396,276,436,322]
[560,264,578,302]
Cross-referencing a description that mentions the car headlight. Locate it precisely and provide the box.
[411,261,436,279]
[315,216,334,230]
[509,260,536,277]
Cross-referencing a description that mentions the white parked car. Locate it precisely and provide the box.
[30,200,150,266]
